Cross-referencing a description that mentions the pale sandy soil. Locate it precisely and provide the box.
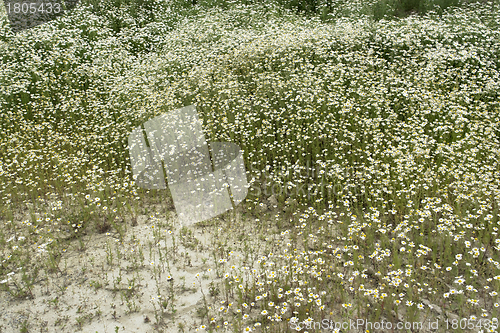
[0,203,227,333]
[0,199,483,333]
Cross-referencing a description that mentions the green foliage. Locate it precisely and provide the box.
[165,0,489,21]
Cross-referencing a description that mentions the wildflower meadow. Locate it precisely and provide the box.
[0,0,499,331]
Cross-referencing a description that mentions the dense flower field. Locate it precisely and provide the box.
[0,0,499,331]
